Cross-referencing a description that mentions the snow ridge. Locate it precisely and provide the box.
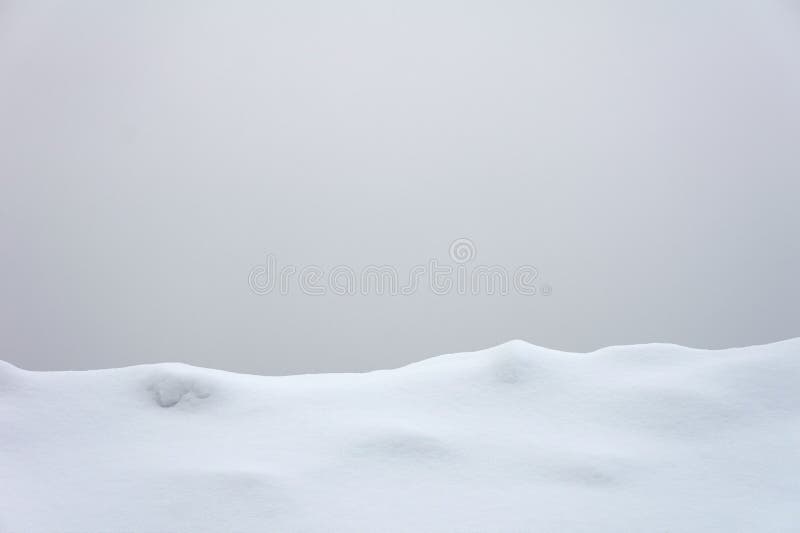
[2,339,799,532]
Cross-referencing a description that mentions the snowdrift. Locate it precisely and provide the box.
[2,339,799,532]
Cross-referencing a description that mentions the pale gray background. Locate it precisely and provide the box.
[1,0,799,374]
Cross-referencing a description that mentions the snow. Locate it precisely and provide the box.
[2,339,799,532]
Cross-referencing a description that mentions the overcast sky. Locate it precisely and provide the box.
[1,0,799,374]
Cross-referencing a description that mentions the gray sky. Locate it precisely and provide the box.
[1,0,799,374]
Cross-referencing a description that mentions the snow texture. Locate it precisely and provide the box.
[2,339,799,532]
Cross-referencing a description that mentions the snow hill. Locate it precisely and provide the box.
[2,339,799,532]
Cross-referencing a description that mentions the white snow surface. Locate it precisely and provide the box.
[2,339,800,532]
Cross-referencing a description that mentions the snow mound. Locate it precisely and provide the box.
[2,339,800,532]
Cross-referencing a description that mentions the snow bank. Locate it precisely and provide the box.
[2,340,799,532]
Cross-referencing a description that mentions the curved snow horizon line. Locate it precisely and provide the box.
[3,336,799,377]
